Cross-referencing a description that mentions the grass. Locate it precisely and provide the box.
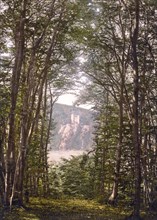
[2,197,156,220]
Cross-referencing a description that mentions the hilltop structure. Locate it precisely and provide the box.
[50,103,94,150]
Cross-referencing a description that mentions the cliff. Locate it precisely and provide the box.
[50,103,94,150]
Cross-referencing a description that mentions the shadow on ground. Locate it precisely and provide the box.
[24,207,115,220]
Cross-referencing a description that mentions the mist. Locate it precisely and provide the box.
[48,150,86,164]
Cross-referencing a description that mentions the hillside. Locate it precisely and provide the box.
[50,103,94,151]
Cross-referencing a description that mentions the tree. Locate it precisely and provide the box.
[130,0,141,218]
[0,0,82,206]
[75,0,157,217]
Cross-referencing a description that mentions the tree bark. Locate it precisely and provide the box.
[131,0,141,218]
[109,68,124,205]
[108,2,126,203]
[6,0,26,206]
[0,139,5,206]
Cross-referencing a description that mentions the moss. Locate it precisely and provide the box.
[3,197,133,220]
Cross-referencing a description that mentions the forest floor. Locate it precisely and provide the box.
[1,197,156,220]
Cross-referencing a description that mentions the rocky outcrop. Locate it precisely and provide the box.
[50,103,94,150]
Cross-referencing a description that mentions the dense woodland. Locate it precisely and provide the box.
[0,0,157,219]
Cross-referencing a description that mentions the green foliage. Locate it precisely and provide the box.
[3,197,133,220]
[1,0,157,217]
[73,0,157,214]
[62,156,94,198]
[49,165,63,199]
[48,154,95,199]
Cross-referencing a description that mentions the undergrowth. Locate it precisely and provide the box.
[2,197,153,220]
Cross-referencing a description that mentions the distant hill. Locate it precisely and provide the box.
[50,103,94,151]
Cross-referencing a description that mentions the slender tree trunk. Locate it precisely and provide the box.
[43,82,55,196]
[109,76,124,204]
[0,139,5,206]
[17,8,60,198]
[6,0,26,206]
[108,2,130,203]
[100,91,109,196]
[39,81,47,196]
[100,146,106,196]
[131,0,141,218]
[142,133,150,206]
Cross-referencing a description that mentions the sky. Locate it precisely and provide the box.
[56,93,92,109]
[57,94,76,105]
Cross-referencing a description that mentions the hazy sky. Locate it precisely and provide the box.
[57,93,92,109]
[48,150,85,163]
[57,94,76,105]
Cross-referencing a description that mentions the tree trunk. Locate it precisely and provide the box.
[131,0,141,218]
[108,4,127,202]
[6,0,26,206]
[0,139,5,206]
[109,75,124,205]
